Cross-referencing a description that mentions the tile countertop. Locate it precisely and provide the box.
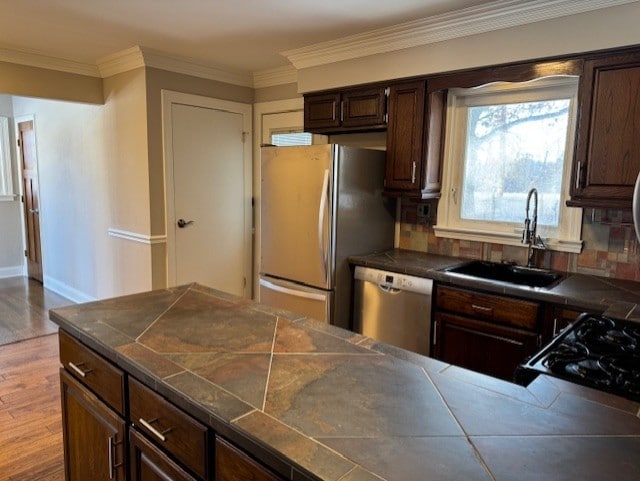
[50,283,640,481]
[349,248,640,318]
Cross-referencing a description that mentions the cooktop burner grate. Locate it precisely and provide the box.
[516,314,640,402]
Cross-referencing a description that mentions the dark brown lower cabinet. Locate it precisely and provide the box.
[60,369,126,481]
[58,330,289,481]
[216,438,282,481]
[130,428,198,481]
[433,312,539,381]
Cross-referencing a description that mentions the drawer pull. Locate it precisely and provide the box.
[68,361,93,378]
[139,417,172,442]
[471,304,493,315]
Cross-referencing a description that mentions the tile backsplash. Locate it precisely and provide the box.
[399,201,640,281]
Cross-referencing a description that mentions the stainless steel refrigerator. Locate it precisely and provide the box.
[259,144,395,329]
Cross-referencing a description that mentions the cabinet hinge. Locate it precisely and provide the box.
[17,138,21,147]
[24,249,27,257]
[384,87,390,97]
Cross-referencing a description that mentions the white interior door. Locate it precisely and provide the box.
[164,92,251,297]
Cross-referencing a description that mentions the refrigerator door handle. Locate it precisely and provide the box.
[318,168,330,284]
[633,172,640,242]
[259,278,326,301]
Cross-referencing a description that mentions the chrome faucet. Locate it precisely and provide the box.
[522,188,545,267]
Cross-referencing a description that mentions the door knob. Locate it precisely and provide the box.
[177,219,194,228]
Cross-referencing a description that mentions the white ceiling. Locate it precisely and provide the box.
[0,0,499,74]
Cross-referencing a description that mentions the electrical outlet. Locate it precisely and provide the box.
[417,204,431,218]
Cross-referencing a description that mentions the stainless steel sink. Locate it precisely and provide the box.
[444,260,563,288]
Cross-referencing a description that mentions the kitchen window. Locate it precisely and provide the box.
[435,76,583,253]
[270,131,312,146]
[0,116,14,200]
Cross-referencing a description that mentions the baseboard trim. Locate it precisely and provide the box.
[0,265,25,279]
[43,275,96,304]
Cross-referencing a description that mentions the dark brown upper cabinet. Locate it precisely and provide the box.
[568,49,640,209]
[304,86,387,133]
[384,81,425,192]
[384,81,445,199]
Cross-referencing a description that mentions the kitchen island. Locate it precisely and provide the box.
[51,283,640,481]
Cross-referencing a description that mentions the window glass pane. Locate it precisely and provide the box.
[460,99,570,227]
[270,132,312,146]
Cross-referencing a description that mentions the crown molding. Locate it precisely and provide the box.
[0,44,255,87]
[96,46,145,77]
[0,46,100,77]
[253,65,298,88]
[282,0,639,69]
[137,47,253,87]
[97,46,254,87]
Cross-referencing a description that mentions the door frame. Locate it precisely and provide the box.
[14,114,43,280]
[161,90,252,295]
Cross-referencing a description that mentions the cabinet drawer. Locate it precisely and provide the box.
[130,427,198,481]
[436,286,539,330]
[129,377,209,479]
[59,330,125,415]
[434,312,540,381]
[216,438,282,481]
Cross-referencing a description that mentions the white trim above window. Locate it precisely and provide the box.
[0,116,14,200]
[435,76,583,253]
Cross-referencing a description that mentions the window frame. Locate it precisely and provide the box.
[435,76,583,253]
[0,116,14,201]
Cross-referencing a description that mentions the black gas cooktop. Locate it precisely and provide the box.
[516,313,640,402]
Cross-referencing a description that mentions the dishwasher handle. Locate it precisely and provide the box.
[378,285,402,294]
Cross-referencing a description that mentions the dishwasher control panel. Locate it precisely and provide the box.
[354,266,432,294]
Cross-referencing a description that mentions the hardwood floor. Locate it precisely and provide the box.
[0,277,71,346]
[0,334,64,480]
[0,277,71,480]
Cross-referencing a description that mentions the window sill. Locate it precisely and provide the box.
[433,225,583,254]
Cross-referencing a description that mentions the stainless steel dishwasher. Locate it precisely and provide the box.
[353,266,433,356]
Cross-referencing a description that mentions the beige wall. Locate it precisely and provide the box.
[11,96,115,300]
[254,83,300,103]
[7,69,155,300]
[103,68,151,235]
[297,2,640,92]
[102,68,157,294]
[0,61,103,104]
